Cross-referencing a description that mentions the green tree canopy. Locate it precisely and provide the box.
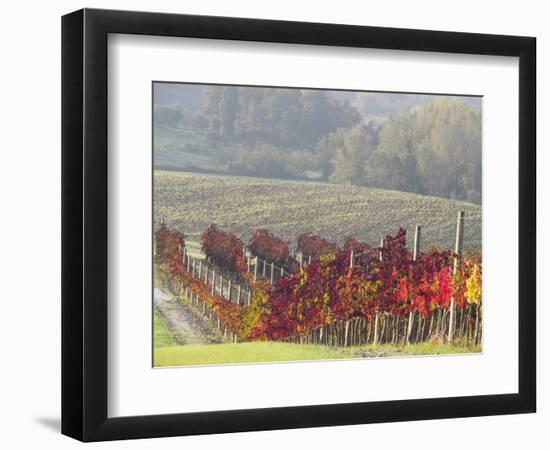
[202,86,360,149]
[369,97,481,202]
[325,124,378,186]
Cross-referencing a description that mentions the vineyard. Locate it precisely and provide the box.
[154,216,482,352]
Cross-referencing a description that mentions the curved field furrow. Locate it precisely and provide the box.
[154,171,481,251]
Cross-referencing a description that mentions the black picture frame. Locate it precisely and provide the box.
[61,8,536,442]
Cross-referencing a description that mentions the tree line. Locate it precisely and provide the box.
[155,85,481,204]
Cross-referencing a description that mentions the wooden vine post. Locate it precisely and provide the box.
[211,269,216,295]
[448,211,465,342]
[343,248,351,346]
[407,225,421,344]
[374,238,384,346]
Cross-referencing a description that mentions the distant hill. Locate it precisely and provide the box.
[154,83,204,111]
[333,91,481,123]
[153,126,220,171]
[154,171,481,252]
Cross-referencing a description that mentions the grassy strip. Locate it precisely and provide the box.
[154,309,182,347]
[342,341,481,357]
[154,342,347,366]
[154,341,481,367]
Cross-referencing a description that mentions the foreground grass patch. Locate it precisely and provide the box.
[154,342,347,366]
[343,341,481,357]
[154,341,481,367]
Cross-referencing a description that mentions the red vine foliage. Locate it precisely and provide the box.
[201,224,247,275]
[156,225,482,342]
[155,225,245,335]
[296,232,339,260]
[248,229,290,265]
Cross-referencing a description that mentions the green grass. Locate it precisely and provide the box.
[154,309,182,347]
[154,170,481,250]
[154,342,347,366]
[154,341,481,367]
[345,341,481,356]
[154,126,218,170]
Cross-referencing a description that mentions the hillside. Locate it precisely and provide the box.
[154,126,219,171]
[154,171,481,251]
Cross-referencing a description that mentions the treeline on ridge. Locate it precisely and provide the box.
[154,85,481,204]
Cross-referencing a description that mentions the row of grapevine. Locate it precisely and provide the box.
[155,225,245,337]
[201,224,247,278]
[248,229,291,266]
[296,233,339,261]
[246,228,481,344]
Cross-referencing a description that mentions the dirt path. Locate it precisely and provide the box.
[154,288,222,345]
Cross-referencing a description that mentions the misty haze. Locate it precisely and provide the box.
[153,83,482,204]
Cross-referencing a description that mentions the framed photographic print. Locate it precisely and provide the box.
[61,8,536,441]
